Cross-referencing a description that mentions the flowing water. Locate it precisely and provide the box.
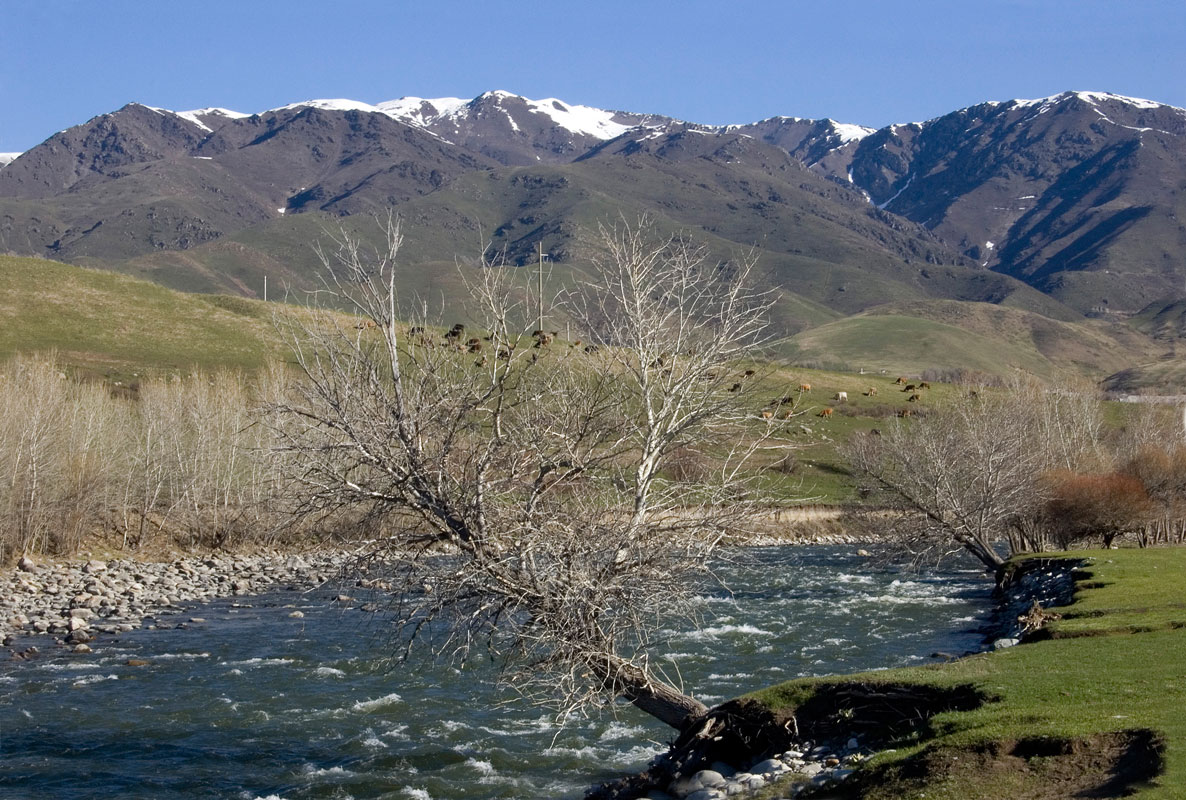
[0,546,994,799]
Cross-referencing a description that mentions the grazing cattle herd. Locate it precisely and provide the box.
[761,372,932,423]
[376,323,936,426]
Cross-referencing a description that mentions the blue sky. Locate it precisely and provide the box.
[2,0,1183,152]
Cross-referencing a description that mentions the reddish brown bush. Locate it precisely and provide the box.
[1041,470,1154,548]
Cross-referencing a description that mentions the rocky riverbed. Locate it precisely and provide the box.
[1,550,354,651]
[635,738,870,799]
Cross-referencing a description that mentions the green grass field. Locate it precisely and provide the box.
[0,254,290,381]
[746,547,1186,798]
[782,300,1140,381]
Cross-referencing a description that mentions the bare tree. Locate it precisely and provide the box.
[267,216,774,730]
[844,382,1105,573]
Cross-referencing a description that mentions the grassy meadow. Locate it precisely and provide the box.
[0,254,286,381]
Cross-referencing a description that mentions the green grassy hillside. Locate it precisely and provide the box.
[783,300,1145,379]
[0,255,286,379]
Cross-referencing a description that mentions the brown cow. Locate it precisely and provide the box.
[902,384,917,392]
[896,408,913,418]
[907,393,921,402]
[919,381,931,389]
[864,387,878,397]
[729,383,743,393]
[799,383,812,393]
[761,410,773,420]
[895,377,907,385]
[818,407,833,418]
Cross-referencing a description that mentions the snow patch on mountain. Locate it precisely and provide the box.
[186,107,249,120]
[276,98,387,115]
[523,96,632,139]
[0,152,20,169]
[827,120,875,143]
[285,91,632,140]
[377,96,468,127]
[1012,90,1172,114]
[142,105,247,133]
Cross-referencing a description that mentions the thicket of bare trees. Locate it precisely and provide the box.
[266,217,774,730]
[843,382,1110,571]
[844,382,1186,572]
[0,356,297,562]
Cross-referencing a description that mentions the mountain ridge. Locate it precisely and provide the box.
[1,88,1183,388]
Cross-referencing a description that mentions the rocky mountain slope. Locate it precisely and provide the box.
[1,89,1182,383]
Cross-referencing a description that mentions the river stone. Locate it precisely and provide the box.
[730,774,767,792]
[83,560,107,574]
[17,556,37,572]
[993,637,1020,649]
[684,791,724,800]
[670,769,727,796]
[750,759,788,775]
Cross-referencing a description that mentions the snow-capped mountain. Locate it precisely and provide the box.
[836,90,1186,311]
[1,89,1183,318]
[373,90,684,165]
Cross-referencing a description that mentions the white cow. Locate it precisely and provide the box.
[835,391,848,403]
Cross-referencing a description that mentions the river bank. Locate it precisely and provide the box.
[583,555,1083,800]
[0,510,879,654]
[0,549,356,650]
[736,547,1185,799]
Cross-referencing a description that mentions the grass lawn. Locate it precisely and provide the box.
[745,547,1186,798]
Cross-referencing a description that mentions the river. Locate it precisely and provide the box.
[0,545,994,799]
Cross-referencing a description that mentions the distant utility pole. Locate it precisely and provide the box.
[263,275,268,303]
[537,241,547,334]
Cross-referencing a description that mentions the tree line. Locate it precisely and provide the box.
[0,357,312,562]
[843,383,1186,575]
